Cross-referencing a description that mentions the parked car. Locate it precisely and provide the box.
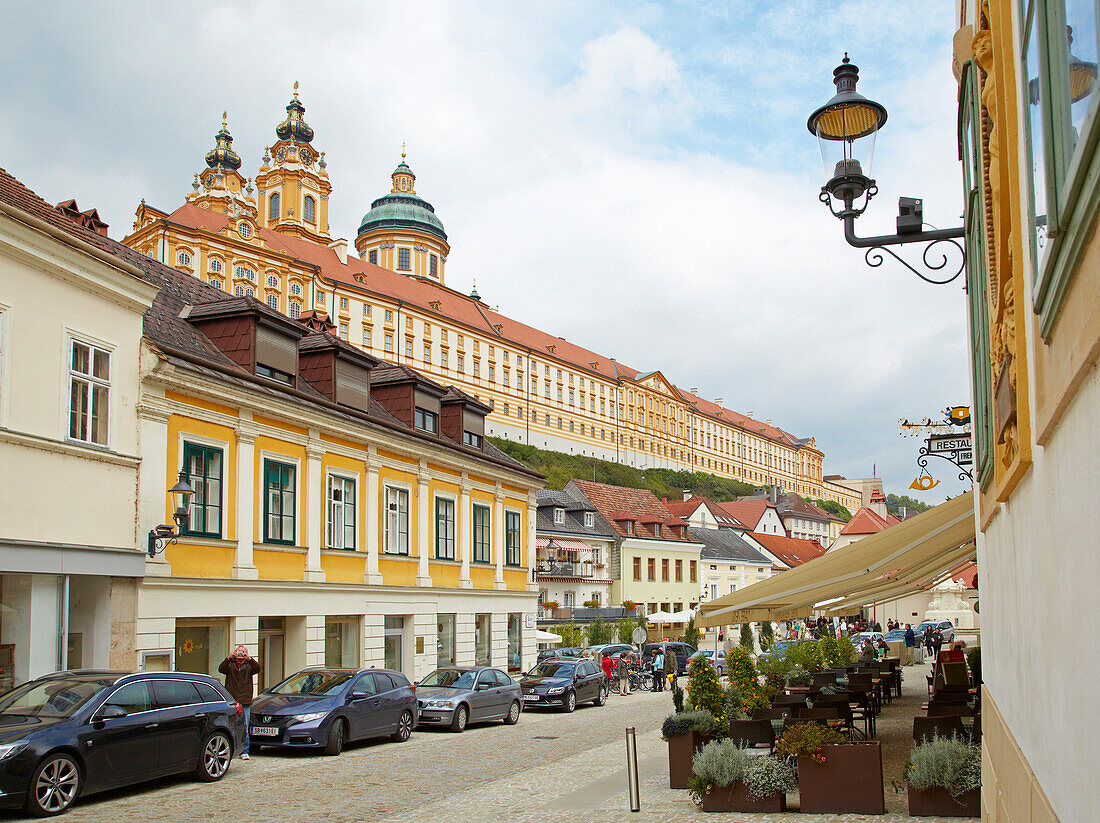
[916,620,956,643]
[850,631,885,651]
[249,667,415,756]
[536,647,583,662]
[583,643,634,662]
[415,667,522,732]
[0,669,243,817]
[518,659,606,711]
[883,629,908,643]
[640,642,697,674]
[689,649,726,676]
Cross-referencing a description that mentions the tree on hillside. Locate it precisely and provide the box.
[815,499,852,522]
[886,493,932,517]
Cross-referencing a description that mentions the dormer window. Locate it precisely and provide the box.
[654,523,662,538]
[585,512,595,528]
[415,407,438,434]
[463,431,482,448]
[553,507,565,525]
[625,521,634,536]
[304,195,316,223]
[257,363,293,385]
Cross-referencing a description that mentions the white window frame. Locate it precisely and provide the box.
[65,332,113,448]
[384,484,410,555]
[553,507,565,525]
[434,493,457,560]
[584,512,595,528]
[177,250,192,266]
[326,472,357,550]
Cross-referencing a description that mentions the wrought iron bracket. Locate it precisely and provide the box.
[842,214,966,286]
[916,445,973,483]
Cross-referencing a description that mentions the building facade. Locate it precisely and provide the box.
[0,179,155,687]
[953,0,1100,819]
[534,490,615,616]
[121,93,862,511]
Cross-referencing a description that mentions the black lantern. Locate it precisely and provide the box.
[148,470,196,558]
[808,54,888,218]
[810,54,966,285]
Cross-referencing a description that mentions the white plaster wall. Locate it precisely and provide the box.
[978,362,1100,822]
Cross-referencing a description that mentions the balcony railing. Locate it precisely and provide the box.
[535,560,597,578]
[540,606,636,622]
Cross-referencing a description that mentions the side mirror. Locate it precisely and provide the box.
[475,683,492,691]
[348,691,370,701]
[94,705,127,721]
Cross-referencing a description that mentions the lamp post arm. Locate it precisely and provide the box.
[842,215,964,248]
[842,215,967,286]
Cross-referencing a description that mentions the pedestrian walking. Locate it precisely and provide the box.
[923,625,935,657]
[652,650,665,692]
[903,623,916,666]
[219,644,261,759]
[932,627,944,658]
[616,653,632,695]
[601,651,614,685]
[664,648,677,689]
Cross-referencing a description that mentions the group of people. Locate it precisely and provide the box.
[597,648,679,695]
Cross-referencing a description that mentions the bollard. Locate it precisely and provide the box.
[626,725,640,812]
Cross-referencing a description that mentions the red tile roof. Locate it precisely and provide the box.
[569,480,696,543]
[662,498,703,519]
[840,507,895,535]
[714,499,775,530]
[748,533,828,568]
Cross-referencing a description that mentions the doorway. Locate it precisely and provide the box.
[258,617,285,691]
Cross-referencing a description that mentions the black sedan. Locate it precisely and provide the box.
[519,659,607,712]
[249,668,416,755]
[0,669,243,816]
[415,667,522,732]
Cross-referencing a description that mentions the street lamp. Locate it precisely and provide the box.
[147,469,195,558]
[810,54,965,285]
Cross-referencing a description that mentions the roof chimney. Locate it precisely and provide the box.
[766,419,772,426]
[682,489,692,502]
[328,238,348,264]
[746,411,754,419]
[690,387,698,394]
[714,397,723,406]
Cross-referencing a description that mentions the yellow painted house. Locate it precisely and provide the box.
[134,259,543,687]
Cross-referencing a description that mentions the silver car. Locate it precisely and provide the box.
[415,667,522,732]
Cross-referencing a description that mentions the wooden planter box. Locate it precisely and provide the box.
[667,732,709,789]
[798,742,885,814]
[908,785,981,817]
[700,783,786,813]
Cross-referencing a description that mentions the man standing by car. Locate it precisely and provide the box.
[664,648,677,689]
[904,623,916,666]
[652,649,665,692]
[219,645,261,759]
[616,653,632,696]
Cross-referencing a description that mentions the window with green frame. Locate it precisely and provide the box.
[472,504,491,563]
[435,497,456,560]
[263,459,296,545]
[505,511,522,566]
[960,62,995,488]
[1021,0,1100,337]
[183,442,222,537]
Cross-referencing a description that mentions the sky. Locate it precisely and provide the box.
[1,0,973,505]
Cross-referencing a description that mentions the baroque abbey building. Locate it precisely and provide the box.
[124,88,861,511]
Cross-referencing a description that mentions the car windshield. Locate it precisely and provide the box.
[268,671,353,696]
[530,662,575,678]
[0,678,113,719]
[420,669,477,689]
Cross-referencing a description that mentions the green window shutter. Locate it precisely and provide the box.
[183,442,222,538]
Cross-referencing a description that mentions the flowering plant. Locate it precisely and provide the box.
[775,722,846,763]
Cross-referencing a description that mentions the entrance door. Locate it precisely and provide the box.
[258,618,285,692]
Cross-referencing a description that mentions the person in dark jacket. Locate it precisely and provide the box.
[931,628,944,658]
[664,649,677,688]
[616,653,632,696]
[219,645,261,759]
[903,623,916,666]
[652,650,665,691]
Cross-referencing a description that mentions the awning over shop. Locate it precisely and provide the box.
[536,630,562,644]
[697,491,976,627]
[536,537,592,553]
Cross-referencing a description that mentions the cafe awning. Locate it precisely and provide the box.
[536,537,592,553]
[697,491,975,627]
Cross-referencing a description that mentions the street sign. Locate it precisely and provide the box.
[927,434,971,454]
[631,626,648,645]
[525,614,535,629]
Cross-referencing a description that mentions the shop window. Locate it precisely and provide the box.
[507,614,522,673]
[175,619,228,678]
[325,617,359,667]
[384,616,405,672]
[474,614,491,666]
[437,614,457,668]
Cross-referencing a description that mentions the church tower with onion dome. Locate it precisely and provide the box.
[185,113,257,220]
[254,82,332,244]
[355,147,450,284]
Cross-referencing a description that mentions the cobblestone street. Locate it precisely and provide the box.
[3,672,976,823]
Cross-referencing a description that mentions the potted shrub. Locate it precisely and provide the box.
[661,710,718,789]
[785,665,813,688]
[776,722,885,814]
[906,736,981,816]
[686,654,732,736]
[725,647,772,716]
[540,600,559,612]
[689,740,795,812]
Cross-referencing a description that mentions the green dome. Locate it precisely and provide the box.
[358,192,447,242]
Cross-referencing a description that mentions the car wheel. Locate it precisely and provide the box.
[562,690,576,713]
[24,753,81,817]
[324,719,346,756]
[503,700,521,725]
[195,732,232,782]
[391,710,414,742]
[595,686,608,706]
[449,704,468,733]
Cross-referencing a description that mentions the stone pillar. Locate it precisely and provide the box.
[493,483,506,590]
[305,615,327,667]
[459,473,472,589]
[304,434,325,583]
[137,403,172,577]
[234,420,259,580]
[526,495,539,592]
[416,462,433,586]
[364,452,382,585]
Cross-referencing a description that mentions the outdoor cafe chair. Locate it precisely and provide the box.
[728,719,776,753]
[913,715,967,743]
[812,672,838,689]
[927,702,975,717]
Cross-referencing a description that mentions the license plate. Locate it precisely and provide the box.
[522,695,539,702]
[250,726,279,736]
